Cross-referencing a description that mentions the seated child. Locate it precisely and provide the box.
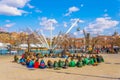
[69,58,76,67]
[89,56,95,65]
[34,59,39,68]
[83,56,90,65]
[19,57,26,65]
[82,56,85,66]
[47,60,53,68]
[26,56,30,66]
[39,59,47,69]
[96,55,101,63]
[27,59,34,68]
[76,58,83,67]
[92,55,98,66]
[53,61,60,70]
[58,60,64,68]
[14,54,19,63]
[63,59,69,69]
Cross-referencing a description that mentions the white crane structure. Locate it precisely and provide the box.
[26,19,80,51]
[53,19,80,49]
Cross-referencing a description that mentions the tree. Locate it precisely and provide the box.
[18,29,40,53]
[90,37,99,53]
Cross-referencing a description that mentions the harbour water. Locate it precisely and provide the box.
[0,48,81,55]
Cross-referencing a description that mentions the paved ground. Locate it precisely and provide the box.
[0,53,120,80]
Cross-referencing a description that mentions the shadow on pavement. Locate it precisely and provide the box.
[46,70,120,80]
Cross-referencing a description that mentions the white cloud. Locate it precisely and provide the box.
[0,0,29,8]
[0,0,30,16]
[5,20,10,22]
[85,17,119,34]
[71,18,84,23]
[0,27,6,32]
[79,30,83,34]
[103,9,108,17]
[73,30,83,36]
[63,22,67,27]
[27,3,34,9]
[65,6,79,16]
[0,4,26,16]
[73,32,78,36]
[39,17,57,30]
[103,13,109,17]
[70,18,84,27]
[108,32,112,35]
[4,23,15,28]
[35,9,42,13]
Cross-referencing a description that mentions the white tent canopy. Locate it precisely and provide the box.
[19,44,42,48]
[0,42,10,48]
[0,43,4,47]
[19,44,28,48]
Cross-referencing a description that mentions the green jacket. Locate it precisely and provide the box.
[69,60,76,67]
[76,61,82,67]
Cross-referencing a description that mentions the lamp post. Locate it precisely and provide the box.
[49,21,53,50]
[104,37,107,48]
[9,33,12,55]
[26,33,30,53]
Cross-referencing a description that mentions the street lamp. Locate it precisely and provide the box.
[104,37,107,48]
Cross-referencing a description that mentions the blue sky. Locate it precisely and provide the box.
[0,0,120,37]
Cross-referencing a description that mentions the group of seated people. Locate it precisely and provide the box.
[14,52,104,70]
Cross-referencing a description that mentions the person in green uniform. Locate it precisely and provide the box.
[58,60,64,68]
[69,58,76,67]
[83,56,90,65]
[92,55,98,66]
[63,59,69,69]
[76,57,83,67]
[53,61,60,70]
[89,56,95,65]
